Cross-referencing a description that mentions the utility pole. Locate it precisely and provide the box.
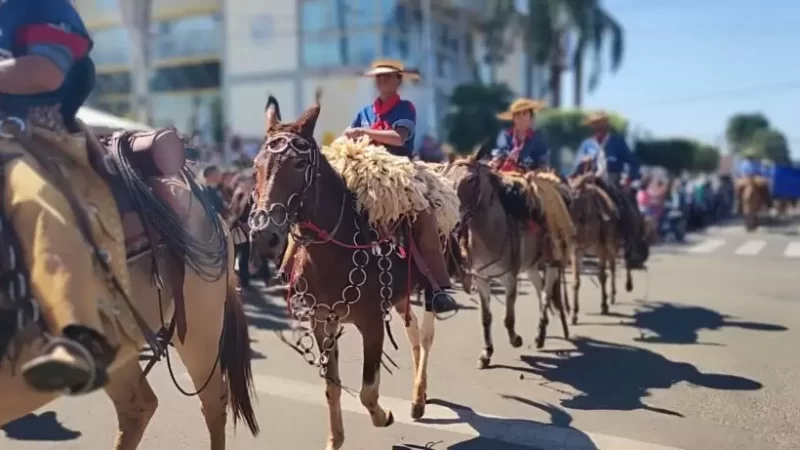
[421,0,437,140]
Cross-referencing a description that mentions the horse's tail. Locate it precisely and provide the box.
[221,266,260,435]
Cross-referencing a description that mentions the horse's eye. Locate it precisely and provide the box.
[293,158,306,169]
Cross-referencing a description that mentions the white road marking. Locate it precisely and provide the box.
[687,239,726,254]
[734,240,766,256]
[784,242,800,258]
[247,373,685,450]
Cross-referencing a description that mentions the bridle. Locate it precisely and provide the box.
[248,131,347,245]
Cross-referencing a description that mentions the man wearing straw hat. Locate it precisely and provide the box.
[490,98,551,172]
[340,59,459,313]
[574,111,647,268]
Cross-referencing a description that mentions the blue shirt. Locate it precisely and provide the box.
[736,159,764,178]
[491,129,550,170]
[0,0,94,118]
[573,133,640,179]
[351,98,417,158]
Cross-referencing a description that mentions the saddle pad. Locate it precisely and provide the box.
[322,137,458,236]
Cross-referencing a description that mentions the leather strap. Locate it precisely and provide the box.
[7,124,163,355]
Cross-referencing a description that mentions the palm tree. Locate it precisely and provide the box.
[119,0,153,124]
[562,0,624,107]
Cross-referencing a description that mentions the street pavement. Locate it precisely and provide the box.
[2,219,800,450]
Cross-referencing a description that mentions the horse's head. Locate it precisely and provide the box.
[445,151,495,224]
[248,90,322,261]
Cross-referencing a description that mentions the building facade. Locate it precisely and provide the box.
[78,0,525,151]
[78,0,223,137]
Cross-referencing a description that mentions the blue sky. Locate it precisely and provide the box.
[574,0,800,157]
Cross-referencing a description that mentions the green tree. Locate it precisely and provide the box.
[444,83,514,153]
[724,113,769,153]
[634,139,720,173]
[692,144,721,172]
[750,128,791,163]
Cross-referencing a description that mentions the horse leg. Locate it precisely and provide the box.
[314,325,344,450]
[526,267,549,349]
[411,307,435,420]
[173,272,230,450]
[475,276,494,369]
[571,249,582,325]
[552,266,570,341]
[355,318,394,427]
[599,256,609,315]
[625,260,634,292]
[501,272,523,348]
[105,360,158,450]
[609,254,618,305]
[393,303,427,416]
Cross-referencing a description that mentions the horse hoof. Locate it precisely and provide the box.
[535,336,545,349]
[384,411,395,427]
[411,402,426,420]
[477,356,490,369]
[601,304,609,315]
[510,335,523,348]
[572,316,578,325]
[625,280,633,292]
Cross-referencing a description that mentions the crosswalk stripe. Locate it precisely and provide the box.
[687,239,726,253]
[734,240,766,255]
[784,242,800,258]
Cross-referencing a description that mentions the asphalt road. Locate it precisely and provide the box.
[2,220,799,450]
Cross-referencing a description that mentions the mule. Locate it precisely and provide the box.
[738,177,769,232]
[568,173,624,323]
[248,97,439,450]
[444,157,570,369]
[0,139,259,450]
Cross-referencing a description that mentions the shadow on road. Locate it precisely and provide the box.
[1,411,81,441]
[608,300,787,345]
[412,398,598,450]
[241,286,291,331]
[501,337,761,417]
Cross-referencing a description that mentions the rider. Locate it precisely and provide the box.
[489,98,550,172]
[573,111,647,268]
[342,59,458,312]
[0,0,134,394]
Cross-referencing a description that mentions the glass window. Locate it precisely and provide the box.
[152,14,222,61]
[381,32,408,59]
[91,27,130,66]
[347,0,379,27]
[301,0,335,34]
[302,38,343,68]
[93,0,117,11]
[347,31,378,65]
[303,0,378,33]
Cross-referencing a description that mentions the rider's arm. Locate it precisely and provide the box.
[0,24,90,94]
[532,134,551,169]
[617,135,641,180]
[570,142,590,177]
[361,101,415,148]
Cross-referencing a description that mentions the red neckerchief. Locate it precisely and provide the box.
[500,128,535,172]
[371,94,401,130]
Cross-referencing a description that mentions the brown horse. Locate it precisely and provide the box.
[738,176,769,231]
[568,172,623,322]
[248,98,441,450]
[0,174,258,449]
[443,156,571,368]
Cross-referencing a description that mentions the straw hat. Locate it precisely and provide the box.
[583,111,611,126]
[364,59,421,81]
[496,98,546,121]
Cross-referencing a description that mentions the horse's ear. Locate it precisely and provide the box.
[297,101,321,138]
[314,86,323,104]
[265,96,279,133]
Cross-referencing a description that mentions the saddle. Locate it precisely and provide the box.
[87,128,187,255]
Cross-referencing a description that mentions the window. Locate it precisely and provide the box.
[302,0,380,33]
[91,27,130,66]
[381,32,409,59]
[302,32,377,68]
[93,0,117,11]
[152,14,222,61]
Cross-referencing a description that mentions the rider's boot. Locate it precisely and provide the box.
[2,126,134,395]
[412,210,458,313]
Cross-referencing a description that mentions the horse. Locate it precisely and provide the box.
[567,171,624,323]
[443,155,572,369]
[248,96,446,450]
[0,130,259,450]
[738,176,769,231]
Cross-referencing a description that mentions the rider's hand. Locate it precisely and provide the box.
[344,127,365,139]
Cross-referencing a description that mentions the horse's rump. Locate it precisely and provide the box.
[524,173,576,261]
[322,137,459,237]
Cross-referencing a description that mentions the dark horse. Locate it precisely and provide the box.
[248,95,440,450]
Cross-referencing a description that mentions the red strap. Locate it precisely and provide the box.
[18,24,90,58]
